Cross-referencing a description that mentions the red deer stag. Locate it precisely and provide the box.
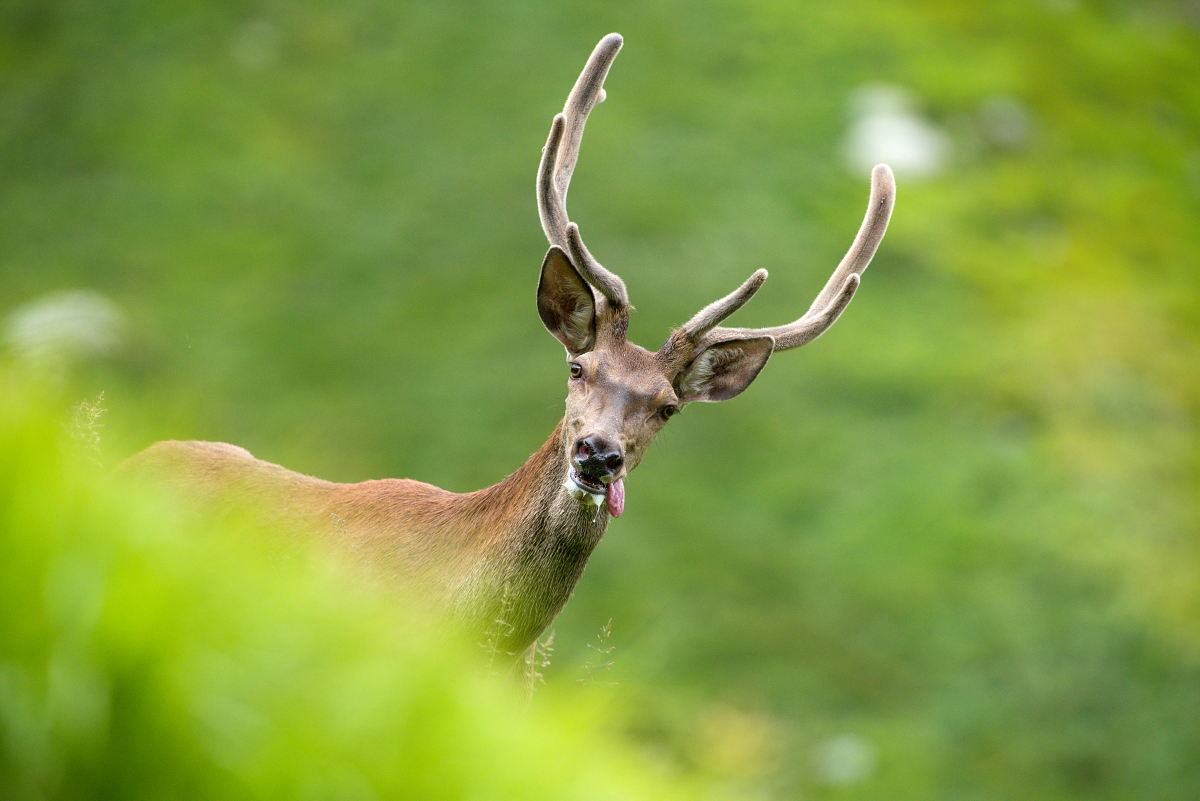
[128,33,894,672]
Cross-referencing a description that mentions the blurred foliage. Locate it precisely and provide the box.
[2,0,1200,798]
[0,374,701,800]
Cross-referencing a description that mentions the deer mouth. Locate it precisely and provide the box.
[570,468,606,493]
[564,468,625,518]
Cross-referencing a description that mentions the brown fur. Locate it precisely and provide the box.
[125,422,608,659]
[123,329,711,661]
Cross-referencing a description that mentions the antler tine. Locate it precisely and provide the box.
[556,33,623,202]
[677,269,768,341]
[807,164,895,316]
[537,114,569,249]
[567,223,629,308]
[537,34,628,311]
[692,165,894,352]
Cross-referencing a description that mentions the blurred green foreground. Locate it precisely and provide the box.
[3,0,1200,799]
[0,377,700,800]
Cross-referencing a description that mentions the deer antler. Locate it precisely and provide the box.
[537,33,629,312]
[669,164,895,358]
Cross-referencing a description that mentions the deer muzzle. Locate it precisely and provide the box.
[565,436,626,517]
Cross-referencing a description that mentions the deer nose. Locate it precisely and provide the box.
[573,436,624,478]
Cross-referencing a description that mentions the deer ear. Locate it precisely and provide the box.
[675,336,773,402]
[537,246,596,354]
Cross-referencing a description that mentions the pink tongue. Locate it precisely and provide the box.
[606,478,625,518]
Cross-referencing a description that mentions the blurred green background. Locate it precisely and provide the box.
[3,0,1200,798]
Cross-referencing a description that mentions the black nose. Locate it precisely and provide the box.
[573,436,624,478]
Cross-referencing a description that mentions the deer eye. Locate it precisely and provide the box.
[661,405,679,420]
[569,363,583,379]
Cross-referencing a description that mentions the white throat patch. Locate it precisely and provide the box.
[563,472,605,507]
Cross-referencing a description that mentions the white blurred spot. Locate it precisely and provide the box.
[231,20,280,70]
[844,84,948,179]
[4,290,125,367]
[979,95,1031,150]
[814,733,876,785]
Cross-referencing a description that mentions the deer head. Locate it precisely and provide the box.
[535,34,895,519]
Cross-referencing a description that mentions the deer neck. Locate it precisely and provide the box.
[458,420,610,653]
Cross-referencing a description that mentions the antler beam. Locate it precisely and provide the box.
[537,33,629,311]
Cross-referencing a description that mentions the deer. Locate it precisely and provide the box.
[126,33,894,678]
